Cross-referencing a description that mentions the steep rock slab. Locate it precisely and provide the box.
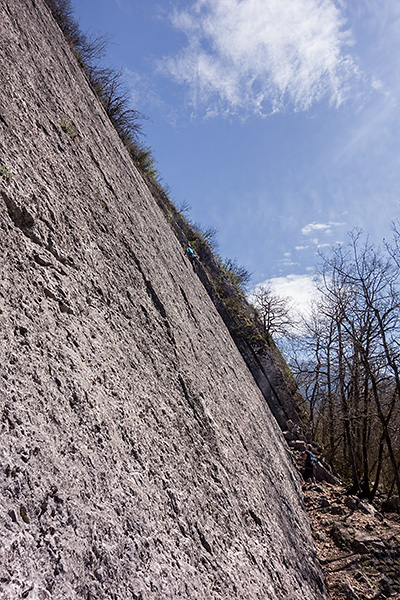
[0,1,326,598]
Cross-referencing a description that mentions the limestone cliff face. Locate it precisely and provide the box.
[0,1,326,598]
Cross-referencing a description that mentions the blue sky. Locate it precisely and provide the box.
[72,0,400,313]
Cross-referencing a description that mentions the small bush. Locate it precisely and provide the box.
[131,145,158,181]
[222,258,251,294]
[60,118,78,140]
[45,0,85,50]
[0,164,13,182]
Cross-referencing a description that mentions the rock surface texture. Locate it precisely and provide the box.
[0,1,326,598]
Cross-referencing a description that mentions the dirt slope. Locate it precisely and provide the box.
[0,1,326,598]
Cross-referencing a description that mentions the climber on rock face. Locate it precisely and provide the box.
[303,444,317,487]
[185,244,197,270]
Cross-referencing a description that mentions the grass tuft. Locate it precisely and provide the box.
[0,164,13,182]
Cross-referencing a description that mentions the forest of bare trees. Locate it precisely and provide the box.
[288,229,400,501]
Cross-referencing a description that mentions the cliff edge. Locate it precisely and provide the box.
[0,1,326,598]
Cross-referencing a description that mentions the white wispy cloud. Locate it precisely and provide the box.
[301,222,330,235]
[160,0,360,116]
[279,258,298,267]
[301,221,344,236]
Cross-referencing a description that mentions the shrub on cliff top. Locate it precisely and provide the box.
[45,0,149,178]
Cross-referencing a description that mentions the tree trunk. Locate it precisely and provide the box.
[337,320,359,489]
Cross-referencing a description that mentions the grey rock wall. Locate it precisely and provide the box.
[0,1,326,598]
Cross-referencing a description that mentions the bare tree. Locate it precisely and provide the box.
[252,284,296,340]
[291,232,400,499]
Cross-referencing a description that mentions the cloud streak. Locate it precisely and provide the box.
[301,221,345,235]
[160,0,360,116]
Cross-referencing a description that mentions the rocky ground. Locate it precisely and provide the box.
[302,482,400,600]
